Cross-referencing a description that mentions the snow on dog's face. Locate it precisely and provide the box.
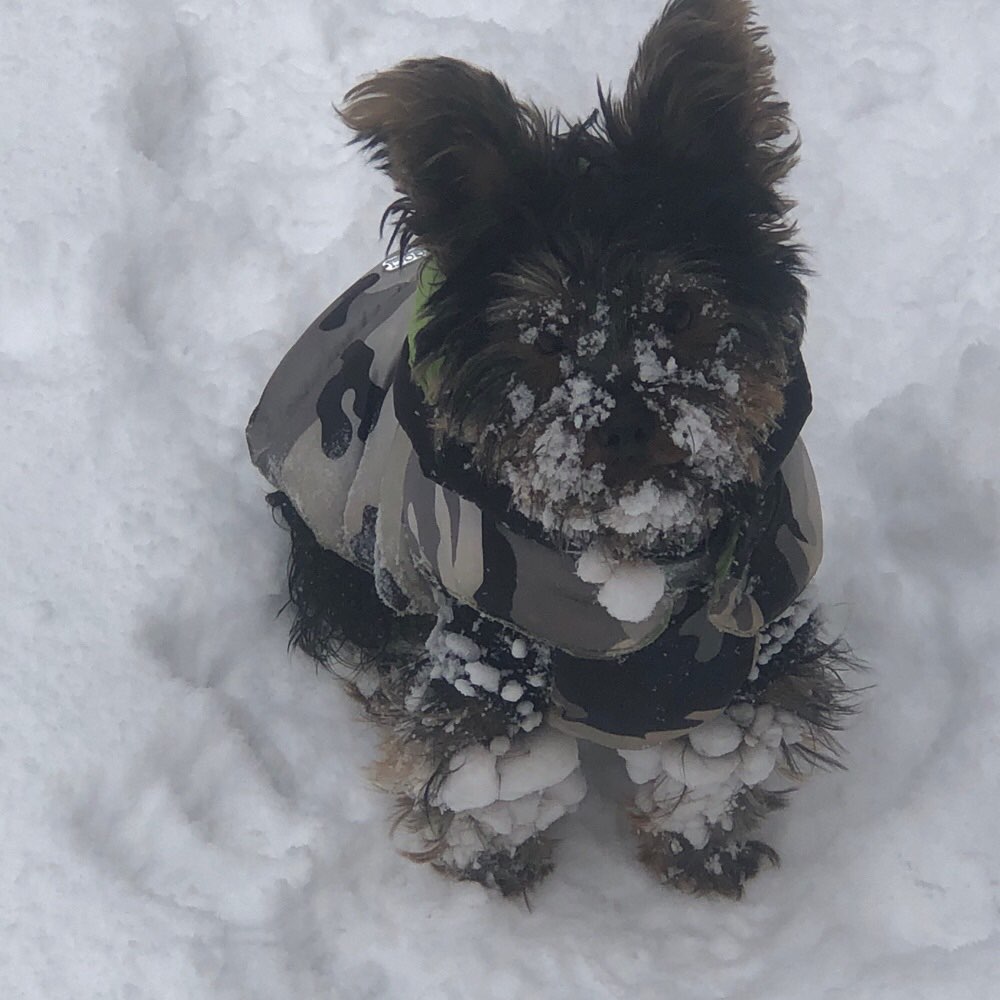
[341,0,807,556]
[408,245,791,557]
[476,260,788,555]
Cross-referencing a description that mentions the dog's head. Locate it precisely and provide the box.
[341,0,807,560]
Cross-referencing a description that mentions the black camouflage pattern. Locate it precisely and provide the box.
[247,255,824,749]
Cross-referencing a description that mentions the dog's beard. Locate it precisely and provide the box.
[493,370,756,559]
[438,279,789,560]
[459,281,776,559]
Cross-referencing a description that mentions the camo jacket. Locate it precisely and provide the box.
[247,251,823,750]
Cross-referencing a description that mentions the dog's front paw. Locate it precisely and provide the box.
[636,831,778,899]
[383,725,585,896]
[435,833,555,898]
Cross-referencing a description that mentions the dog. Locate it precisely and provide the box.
[247,0,858,898]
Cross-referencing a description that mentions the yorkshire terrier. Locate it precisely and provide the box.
[248,0,858,898]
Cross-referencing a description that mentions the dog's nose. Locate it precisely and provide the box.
[586,401,688,485]
[594,401,657,463]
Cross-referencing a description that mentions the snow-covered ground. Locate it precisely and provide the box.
[4,1,999,996]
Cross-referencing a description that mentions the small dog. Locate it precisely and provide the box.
[248,0,858,898]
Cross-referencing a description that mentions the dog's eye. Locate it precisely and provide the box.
[537,331,565,355]
[662,300,693,332]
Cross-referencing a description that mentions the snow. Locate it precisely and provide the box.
[3,1,1000,998]
[626,701,814,850]
[495,727,580,802]
[500,680,524,702]
[575,545,669,623]
[507,381,535,425]
[439,745,502,811]
[436,729,586,863]
[598,561,667,623]
[576,545,614,584]
[465,660,502,693]
[670,399,742,485]
[687,714,743,758]
[502,298,750,547]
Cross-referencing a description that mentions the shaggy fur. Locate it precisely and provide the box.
[263,0,862,898]
[630,609,862,898]
[338,0,808,555]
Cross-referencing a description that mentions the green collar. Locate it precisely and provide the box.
[406,257,445,400]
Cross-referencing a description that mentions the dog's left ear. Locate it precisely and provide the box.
[603,0,796,191]
[339,58,546,270]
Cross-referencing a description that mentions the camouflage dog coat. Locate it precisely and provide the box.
[247,251,823,750]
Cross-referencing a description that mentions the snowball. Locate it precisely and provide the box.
[650,773,687,805]
[437,746,500,811]
[519,712,543,733]
[619,746,663,785]
[534,775,585,829]
[750,705,775,738]
[444,633,481,663]
[472,799,516,837]
[736,744,778,786]
[507,792,545,829]
[546,768,588,809]
[496,728,580,801]
[688,716,744,758]
[776,710,805,746]
[461,764,586,850]
[659,741,740,789]
[500,681,524,702]
[595,562,666,623]
[464,661,501,693]
[576,546,613,584]
[577,540,676,623]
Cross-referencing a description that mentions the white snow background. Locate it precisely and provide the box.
[3,1,999,997]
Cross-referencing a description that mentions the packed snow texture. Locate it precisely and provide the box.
[621,701,806,850]
[576,546,668,622]
[414,607,549,731]
[500,308,734,548]
[434,728,586,867]
[498,272,752,551]
[4,2,1000,998]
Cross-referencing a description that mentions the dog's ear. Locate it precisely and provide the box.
[602,0,796,190]
[339,58,546,270]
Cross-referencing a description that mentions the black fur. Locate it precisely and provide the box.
[259,0,861,899]
[268,491,431,667]
[337,1,810,553]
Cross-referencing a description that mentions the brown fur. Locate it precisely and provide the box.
[268,1,861,898]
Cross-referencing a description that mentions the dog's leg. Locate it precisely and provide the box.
[364,606,586,896]
[270,493,583,893]
[623,605,860,898]
[378,724,586,896]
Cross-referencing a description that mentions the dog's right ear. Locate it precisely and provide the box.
[339,58,546,271]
